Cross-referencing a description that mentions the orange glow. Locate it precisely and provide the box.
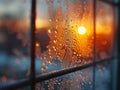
[78,26,86,35]
[1,76,7,83]
[0,0,114,65]
[35,18,49,29]
[48,29,52,33]
[36,42,40,47]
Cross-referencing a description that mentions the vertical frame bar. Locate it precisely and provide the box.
[93,0,96,90]
[117,2,120,90]
[112,2,119,90]
[30,0,36,90]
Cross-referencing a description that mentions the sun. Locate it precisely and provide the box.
[78,26,86,35]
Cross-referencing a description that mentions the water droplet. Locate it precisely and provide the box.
[48,29,52,33]
[36,42,40,47]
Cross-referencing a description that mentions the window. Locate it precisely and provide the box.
[0,0,119,90]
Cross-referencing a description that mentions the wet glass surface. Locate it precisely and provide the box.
[95,61,112,90]
[36,0,94,75]
[96,0,114,61]
[35,61,112,90]
[0,0,115,90]
[36,67,93,90]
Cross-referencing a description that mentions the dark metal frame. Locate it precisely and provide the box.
[117,1,120,90]
[30,0,36,90]
[0,0,119,90]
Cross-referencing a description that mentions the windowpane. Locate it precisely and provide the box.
[96,1,114,61]
[36,67,93,90]
[36,0,94,75]
[0,0,31,86]
[95,61,112,90]
[0,0,116,89]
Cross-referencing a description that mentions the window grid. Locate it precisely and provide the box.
[0,0,119,90]
[30,0,36,90]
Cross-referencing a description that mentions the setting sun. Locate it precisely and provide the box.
[78,26,86,35]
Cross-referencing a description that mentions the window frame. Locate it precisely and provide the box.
[0,0,119,90]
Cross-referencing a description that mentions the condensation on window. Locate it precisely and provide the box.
[36,67,93,90]
[36,0,114,74]
[96,1,114,60]
[95,61,112,90]
[35,61,112,90]
[0,0,114,88]
[36,0,94,73]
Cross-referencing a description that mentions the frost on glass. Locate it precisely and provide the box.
[36,0,94,74]
[0,0,31,86]
[36,67,93,90]
[96,1,114,60]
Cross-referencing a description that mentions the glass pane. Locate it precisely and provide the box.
[0,0,31,86]
[96,1,114,61]
[36,67,93,90]
[36,0,94,75]
[95,61,112,90]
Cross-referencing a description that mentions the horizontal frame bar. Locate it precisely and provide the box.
[0,57,114,90]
